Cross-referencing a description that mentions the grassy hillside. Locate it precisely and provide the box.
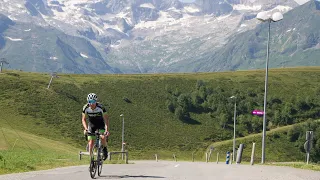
[0,127,86,174]
[0,67,320,162]
[210,120,320,163]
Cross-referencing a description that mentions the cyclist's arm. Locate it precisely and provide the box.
[82,113,88,131]
[103,113,109,132]
[102,106,109,132]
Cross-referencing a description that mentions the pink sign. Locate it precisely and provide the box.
[252,110,264,116]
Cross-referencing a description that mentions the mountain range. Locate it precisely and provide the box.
[0,0,318,73]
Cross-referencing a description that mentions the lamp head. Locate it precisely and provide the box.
[256,11,269,22]
[257,11,283,22]
[271,12,283,22]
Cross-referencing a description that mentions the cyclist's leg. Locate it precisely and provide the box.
[99,128,107,147]
[87,124,97,156]
[98,128,108,160]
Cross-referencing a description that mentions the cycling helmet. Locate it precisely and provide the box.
[87,93,98,101]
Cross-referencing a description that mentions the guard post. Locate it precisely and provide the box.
[305,131,313,164]
[226,151,230,164]
[236,144,244,164]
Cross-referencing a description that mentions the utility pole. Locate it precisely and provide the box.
[47,72,58,89]
[120,114,125,160]
[0,58,9,73]
[230,96,237,162]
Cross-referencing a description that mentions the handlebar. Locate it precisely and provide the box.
[84,130,109,136]
[84,130,109,142]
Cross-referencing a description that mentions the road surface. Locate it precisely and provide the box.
[0,161,319,180]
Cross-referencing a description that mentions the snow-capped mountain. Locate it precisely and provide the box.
[0,0,299,73]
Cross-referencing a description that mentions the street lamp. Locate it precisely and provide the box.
[230,96,236,162]
[120,114,125,160]
[256,11,283,164]
[0,58,9,73]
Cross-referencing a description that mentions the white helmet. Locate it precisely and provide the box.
[87,93,98,101]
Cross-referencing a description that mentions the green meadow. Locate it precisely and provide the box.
[1,67,320,173]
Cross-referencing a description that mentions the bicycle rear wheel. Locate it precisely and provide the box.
[89,147,98,178]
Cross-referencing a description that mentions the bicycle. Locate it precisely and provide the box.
[86,130,105,179]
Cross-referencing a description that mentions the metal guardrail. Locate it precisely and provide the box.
[79,151,129,164]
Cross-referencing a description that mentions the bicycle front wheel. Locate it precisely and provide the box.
[89,147,98,178]
[97,160,103,176]
[97,147,103,176]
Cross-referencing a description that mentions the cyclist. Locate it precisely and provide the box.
[82,93,109,160]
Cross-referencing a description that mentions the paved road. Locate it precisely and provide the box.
[1,161,320,180]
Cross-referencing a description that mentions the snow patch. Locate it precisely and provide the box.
[216,14,231,21]
[50,56,58,60]
[24,29,31,32]
[110,44,119,48]
[240,24,247,27]
[80,53,88,58]
[233,4,261,11]
[168,7,180,13]
[63,0,95,6]
[273,5,292,12]
[110,40,122,48]
[184,6,200,13]
[6,37,23,41]
[140,3,155,9]
[117,11,129,18]
[8,15,17,21]
[295,0,310,5]
[261,5,293,15]
[16,3,23,9]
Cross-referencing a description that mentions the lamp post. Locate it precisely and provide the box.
[230,96,236,162]
[120,114,124,160]
[256,11,283,164]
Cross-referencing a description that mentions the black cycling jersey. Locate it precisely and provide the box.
[82,103,107,128]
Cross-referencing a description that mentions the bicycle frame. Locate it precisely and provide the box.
[89,130,104,178]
